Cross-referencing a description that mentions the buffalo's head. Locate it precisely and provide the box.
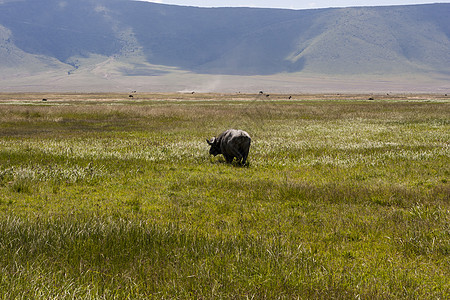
[206,137,221,156]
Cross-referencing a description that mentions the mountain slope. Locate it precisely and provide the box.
[0,0,449,91]
[0,24,69,74]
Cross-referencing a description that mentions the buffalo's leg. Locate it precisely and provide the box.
[242,152,248,165]
[224,154,233,163]
[229,149,243,164]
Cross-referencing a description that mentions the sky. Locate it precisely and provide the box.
[141,1,449,10]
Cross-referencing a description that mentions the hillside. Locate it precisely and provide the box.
[0,0,449,92]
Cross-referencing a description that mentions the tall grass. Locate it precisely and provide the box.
[0,93,449,298]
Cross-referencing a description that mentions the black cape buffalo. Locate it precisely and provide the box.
[207,129,251,165]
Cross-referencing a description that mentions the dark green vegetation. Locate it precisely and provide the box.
[0,93,449,298]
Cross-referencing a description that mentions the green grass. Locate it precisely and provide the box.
[0,93,449,298]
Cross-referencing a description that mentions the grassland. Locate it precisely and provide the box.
[0,93,449,299]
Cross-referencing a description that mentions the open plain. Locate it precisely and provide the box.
[0,93,449,298]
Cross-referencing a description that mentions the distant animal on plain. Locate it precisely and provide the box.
[207,129,251,165]
[129,95,133,98]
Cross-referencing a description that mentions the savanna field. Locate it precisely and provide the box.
[0,93,448,299]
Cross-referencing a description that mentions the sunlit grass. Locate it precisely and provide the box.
[0,93,449,298]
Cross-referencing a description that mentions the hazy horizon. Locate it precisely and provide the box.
[139,0,449,10]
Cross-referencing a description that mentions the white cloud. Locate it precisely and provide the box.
[58,1,68,9]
